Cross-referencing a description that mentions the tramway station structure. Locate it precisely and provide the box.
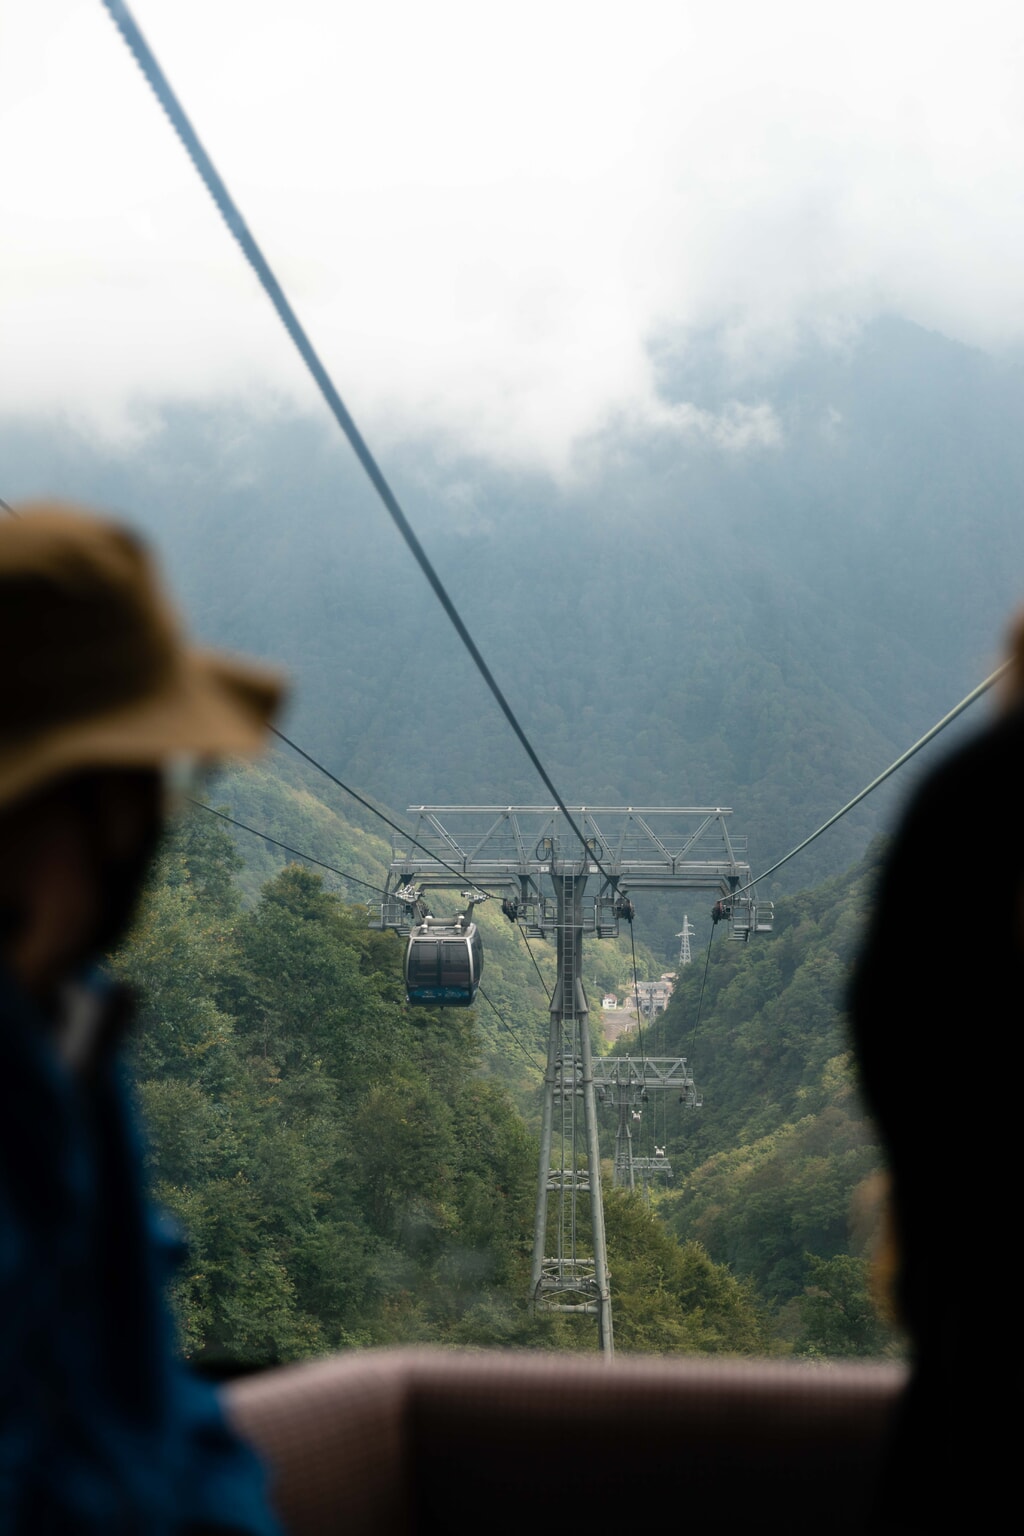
[378,806,773,1359]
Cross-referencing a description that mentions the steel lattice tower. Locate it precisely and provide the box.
[677,915,695,968]
[593,1055,701,1190]
[377,807,772,1359]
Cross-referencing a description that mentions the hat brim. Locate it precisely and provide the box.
[0,647,285,810]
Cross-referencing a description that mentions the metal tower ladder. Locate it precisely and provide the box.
[531,864,613,1355]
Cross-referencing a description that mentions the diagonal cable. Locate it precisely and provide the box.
[517,926,553,1005]
[737,660,1010,896]
[688,926,717,1056]
[270,727,502,897]
[100,0,611,881]
[476,985,541,1071]
[186,797,388,896]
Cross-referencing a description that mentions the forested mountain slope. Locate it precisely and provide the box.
[7,311,994,1359]
[191,759,663,1114]
[115,783,903,1364]
[610,841,902,1356]
[119,804,767,1365]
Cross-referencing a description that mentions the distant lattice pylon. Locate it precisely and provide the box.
[677,915,695,968]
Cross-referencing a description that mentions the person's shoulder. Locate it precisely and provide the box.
[905,701,1024,823]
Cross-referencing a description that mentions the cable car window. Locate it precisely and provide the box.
[440,942,471,986]
[408,941,440,986]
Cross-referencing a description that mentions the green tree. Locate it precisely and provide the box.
[796,1254,895,1358]
[604,1190,769,1355]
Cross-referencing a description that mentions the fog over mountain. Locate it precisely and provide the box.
[9,3,1024,465]
[5,315,1021,957]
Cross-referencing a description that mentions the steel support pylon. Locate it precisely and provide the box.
[377,806,772,1356]
[529,864,613,1357]
[592,1056,701,1193]
[613,1085,637,1192]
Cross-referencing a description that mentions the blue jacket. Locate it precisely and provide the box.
[0,967,281,1535]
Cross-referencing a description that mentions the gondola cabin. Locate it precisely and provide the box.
[404,914,483,1007]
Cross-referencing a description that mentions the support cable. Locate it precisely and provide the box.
[517,926,553,1005]
[688,927,717,1057]
[476,986,541,1072]
[269,727,503,898]
[684,664,1011,1060]
[627,919,648,1077]
[100,0,612,883]
[737,660,1010,897]
[186,797,388,897]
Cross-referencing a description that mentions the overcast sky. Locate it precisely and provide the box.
[4,1,1024,469]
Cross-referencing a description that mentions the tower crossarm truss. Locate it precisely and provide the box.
[591,1056,699,1091]
[376,808,767,1359]
[378,807,752,937]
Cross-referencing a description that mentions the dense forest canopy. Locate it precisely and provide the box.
[8,312,1014,1363]
[112,795,902,1366]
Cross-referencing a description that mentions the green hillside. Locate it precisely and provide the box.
[609,842,904,1357]
[114,783,903,1366]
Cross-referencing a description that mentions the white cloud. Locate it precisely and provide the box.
[627,397,783,452]
[4,1,1024,469]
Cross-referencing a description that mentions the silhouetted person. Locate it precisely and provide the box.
[0,505,284,1533]
[849,619,1024,1527]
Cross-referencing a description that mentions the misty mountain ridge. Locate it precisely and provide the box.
[3,315,1020,953]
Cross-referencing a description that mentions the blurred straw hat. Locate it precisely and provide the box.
[0,502,284,809]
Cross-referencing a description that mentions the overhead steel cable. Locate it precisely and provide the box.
[690,665,1012,1041]
[688,926,717,1056]
[736,659,1011,897]
[269,727,503,898]
[186,798,388,897]
[517,927,553,1005]
[476,985,541,1071]
[100,0,612,885]
[626,917,648,1076]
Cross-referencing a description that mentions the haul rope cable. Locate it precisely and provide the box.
[688,926,717,1056]
[476,985,542,1070]
[626,916,648,1078]
[270,728,506,898]
[689,664,1010,1048]
[735,661,1011,898]
[187,798,389,897]
[517,927,553,1005]
[100,0,613,885]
